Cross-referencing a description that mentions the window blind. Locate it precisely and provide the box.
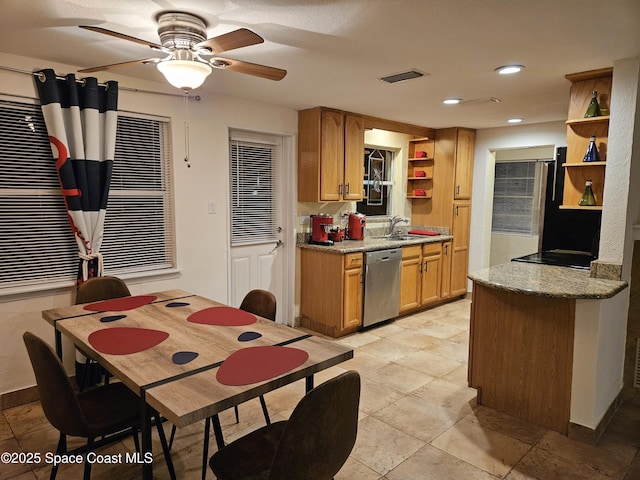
[229,135,281,246]
[492,160,540,235]
[0,97,175,292]
[103,114,175,275]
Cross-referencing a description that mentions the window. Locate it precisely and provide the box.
[0,96,174,293]
[491,160,541,235]
[356,147,394,217]
[229,132,281,246]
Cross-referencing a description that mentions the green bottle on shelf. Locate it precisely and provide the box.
[578,179,597,206]
[584,91,602,118]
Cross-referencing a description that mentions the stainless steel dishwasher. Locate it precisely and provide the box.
[362,248,401,328]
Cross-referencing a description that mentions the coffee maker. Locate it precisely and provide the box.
[347,212,366,240]
[310,214,334,245]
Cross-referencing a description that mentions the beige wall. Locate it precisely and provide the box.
[0,52,297,398]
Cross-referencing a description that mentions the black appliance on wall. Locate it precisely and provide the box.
[512,147,601,270]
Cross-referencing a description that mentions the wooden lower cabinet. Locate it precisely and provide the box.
[300,249,363,337]
[400,246,422,314]
[440,241,452,299]
[400,242,444,315]
[469,283,574,434]
[421,242,442,305]
[343,257,363,330]
[450,201,470,297]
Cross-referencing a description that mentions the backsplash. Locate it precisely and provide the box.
[296,224,449,245]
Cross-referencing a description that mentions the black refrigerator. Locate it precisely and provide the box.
[512,147,602,269]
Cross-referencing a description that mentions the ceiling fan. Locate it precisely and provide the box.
[78,11,287,91]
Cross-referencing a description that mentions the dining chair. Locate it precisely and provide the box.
[208,370,361,480]
[75,275,131,304]
[75,275,131,389]
[23,331,176,480]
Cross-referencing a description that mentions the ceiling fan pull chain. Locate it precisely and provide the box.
[184,92,191,168]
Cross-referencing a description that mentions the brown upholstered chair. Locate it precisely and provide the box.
[75,275,131,304]
[75,275,131,389]
[239,289,277,323]
[23,331,176,480]
[209,370,361,480]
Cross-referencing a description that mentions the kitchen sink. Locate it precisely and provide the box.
[375,235,418,241]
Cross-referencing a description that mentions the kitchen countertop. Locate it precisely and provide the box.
[468,262,628,299]
[297,233,453,254]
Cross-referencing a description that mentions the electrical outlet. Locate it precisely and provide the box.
[299,215,310,225]
[208,200,216,214]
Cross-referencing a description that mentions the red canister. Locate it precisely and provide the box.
[347,213,366,240]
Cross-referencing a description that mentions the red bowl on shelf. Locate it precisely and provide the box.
[413,189,426,196]
[415,151,427,158]
[414,170,426,177]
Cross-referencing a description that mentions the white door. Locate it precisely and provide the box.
[228,131,289,324]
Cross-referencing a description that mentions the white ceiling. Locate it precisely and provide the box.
[1,0,639,129]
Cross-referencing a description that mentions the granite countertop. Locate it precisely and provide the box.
[468,262,628,299]
[298,234,453,254]
[297,225,452,254]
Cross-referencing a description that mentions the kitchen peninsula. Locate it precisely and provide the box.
[467,261,627,441]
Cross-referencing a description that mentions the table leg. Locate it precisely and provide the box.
[54,329,62,359]
[141,395,153,480]
[212,414,225,450]
[306,375,314,393]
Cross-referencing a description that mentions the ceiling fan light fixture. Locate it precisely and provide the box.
[157,60,212,91]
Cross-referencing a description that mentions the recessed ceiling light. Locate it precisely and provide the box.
[508,118,523,123]
[496,65,525,75]
[443,98,462,105]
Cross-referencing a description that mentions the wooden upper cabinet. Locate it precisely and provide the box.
[298,107,364,202]
[343,114,365,201]
[454,128,475,199]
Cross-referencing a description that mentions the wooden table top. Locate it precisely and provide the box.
[42,289,353,427]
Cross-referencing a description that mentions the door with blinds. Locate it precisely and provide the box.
[229,131,285,323]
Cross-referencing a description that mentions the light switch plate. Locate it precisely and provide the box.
[208,200,216,214]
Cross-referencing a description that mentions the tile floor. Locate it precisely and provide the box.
[3,297,640,479]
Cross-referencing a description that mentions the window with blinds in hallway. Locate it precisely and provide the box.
[0,96,175,293]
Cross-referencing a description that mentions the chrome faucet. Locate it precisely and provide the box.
[387,215,409,236]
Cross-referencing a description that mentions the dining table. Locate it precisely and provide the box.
[42,289,354,480]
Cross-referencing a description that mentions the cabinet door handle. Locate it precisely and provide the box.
[456,185,460,196]
[455,205,459,216]
[339,183,343,196]
[444,244,449,255]
[424,261,428,272]
[344,183,350,195]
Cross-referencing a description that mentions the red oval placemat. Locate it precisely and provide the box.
[88,327,169,355]
[216,346,309,386]
[84,295,158,312]
[187,306,257,326]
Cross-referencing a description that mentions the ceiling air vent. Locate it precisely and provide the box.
[378,70,425,84]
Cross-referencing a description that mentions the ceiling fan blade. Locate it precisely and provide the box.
[210,57,286,81]
[196,28,264,54]
[78,58,161,73]
[80,25,163,51]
